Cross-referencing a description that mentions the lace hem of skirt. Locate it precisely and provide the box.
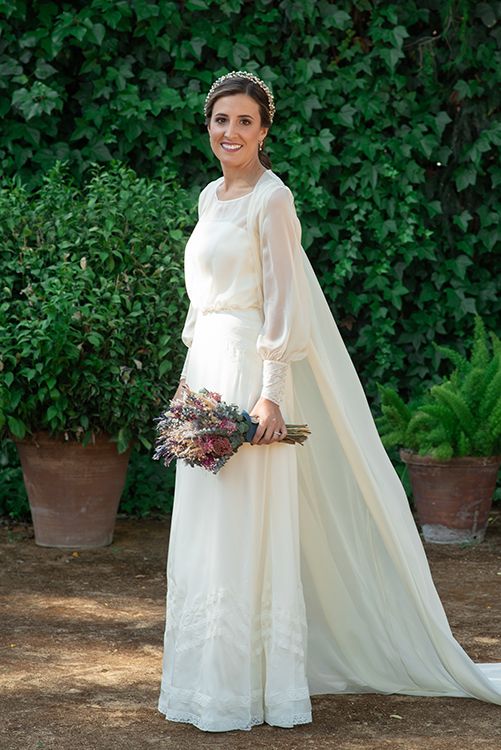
[161,709,313,732]
[159,683,313,732]
[160,582,312,732]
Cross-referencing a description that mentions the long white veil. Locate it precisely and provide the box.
[294,247,501,703]
[250,172,501,705]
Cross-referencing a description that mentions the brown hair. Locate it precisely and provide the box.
[204,77,273,169]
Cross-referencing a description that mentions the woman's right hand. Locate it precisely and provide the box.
[248,395,287,445]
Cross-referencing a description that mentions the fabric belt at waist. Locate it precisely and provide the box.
[200,302,262,315]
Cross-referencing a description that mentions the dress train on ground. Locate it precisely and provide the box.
[292,247,501,704]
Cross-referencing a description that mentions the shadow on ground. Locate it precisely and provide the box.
[1,511,501,750]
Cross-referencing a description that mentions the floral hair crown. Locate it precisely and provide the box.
[204,70,276,123]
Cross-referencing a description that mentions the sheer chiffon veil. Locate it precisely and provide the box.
[248,171,501,704]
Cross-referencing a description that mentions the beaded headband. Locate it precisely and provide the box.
[203,70,276,123]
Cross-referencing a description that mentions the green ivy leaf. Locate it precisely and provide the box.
[7,416,26,439]
[455,165,477,192]
[475,3,497,27]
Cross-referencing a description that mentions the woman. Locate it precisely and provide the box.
[158,70,501,733]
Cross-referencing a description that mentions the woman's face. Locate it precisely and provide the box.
[207,93,268,168]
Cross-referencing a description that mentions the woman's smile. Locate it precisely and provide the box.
[220,142,243,152]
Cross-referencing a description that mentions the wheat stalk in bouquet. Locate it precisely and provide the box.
[152,383,310,475]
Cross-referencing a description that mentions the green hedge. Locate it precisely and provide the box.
[0,0,499,399]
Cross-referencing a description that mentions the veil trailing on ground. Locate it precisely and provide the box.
[249,173,501,706]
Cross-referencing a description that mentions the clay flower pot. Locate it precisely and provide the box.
[15,432,132,549]
[400,449,501,544]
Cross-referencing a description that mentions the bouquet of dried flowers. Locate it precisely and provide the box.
[152,383,310,474]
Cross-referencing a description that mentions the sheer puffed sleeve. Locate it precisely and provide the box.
[256,185,311,405]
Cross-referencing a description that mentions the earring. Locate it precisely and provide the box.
[259,141,263,151]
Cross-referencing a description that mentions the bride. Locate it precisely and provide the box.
[157,70,501,732]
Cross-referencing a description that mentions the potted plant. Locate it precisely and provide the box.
[376,315,501,544]
[0,161,194,548]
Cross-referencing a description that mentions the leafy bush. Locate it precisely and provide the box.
[377,316,501,459]
[0,160,195,452]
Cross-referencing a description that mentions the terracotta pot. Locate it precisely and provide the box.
[400,449,501,544]
[15,431,132,549]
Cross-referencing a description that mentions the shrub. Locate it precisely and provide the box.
[0,160,195,453]
[377,316,501,459]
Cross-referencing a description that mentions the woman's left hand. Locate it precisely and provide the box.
[249,396,287,445]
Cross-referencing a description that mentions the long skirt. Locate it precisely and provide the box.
[158,308,313,731]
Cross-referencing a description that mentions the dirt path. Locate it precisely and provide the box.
[1,511,501,750]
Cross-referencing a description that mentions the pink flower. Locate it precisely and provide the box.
[201,435,233,456]
[219,418,237,433]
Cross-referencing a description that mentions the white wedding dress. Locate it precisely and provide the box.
[158,169,501,732]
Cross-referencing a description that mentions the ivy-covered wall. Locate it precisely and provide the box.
[1,0,499,397]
